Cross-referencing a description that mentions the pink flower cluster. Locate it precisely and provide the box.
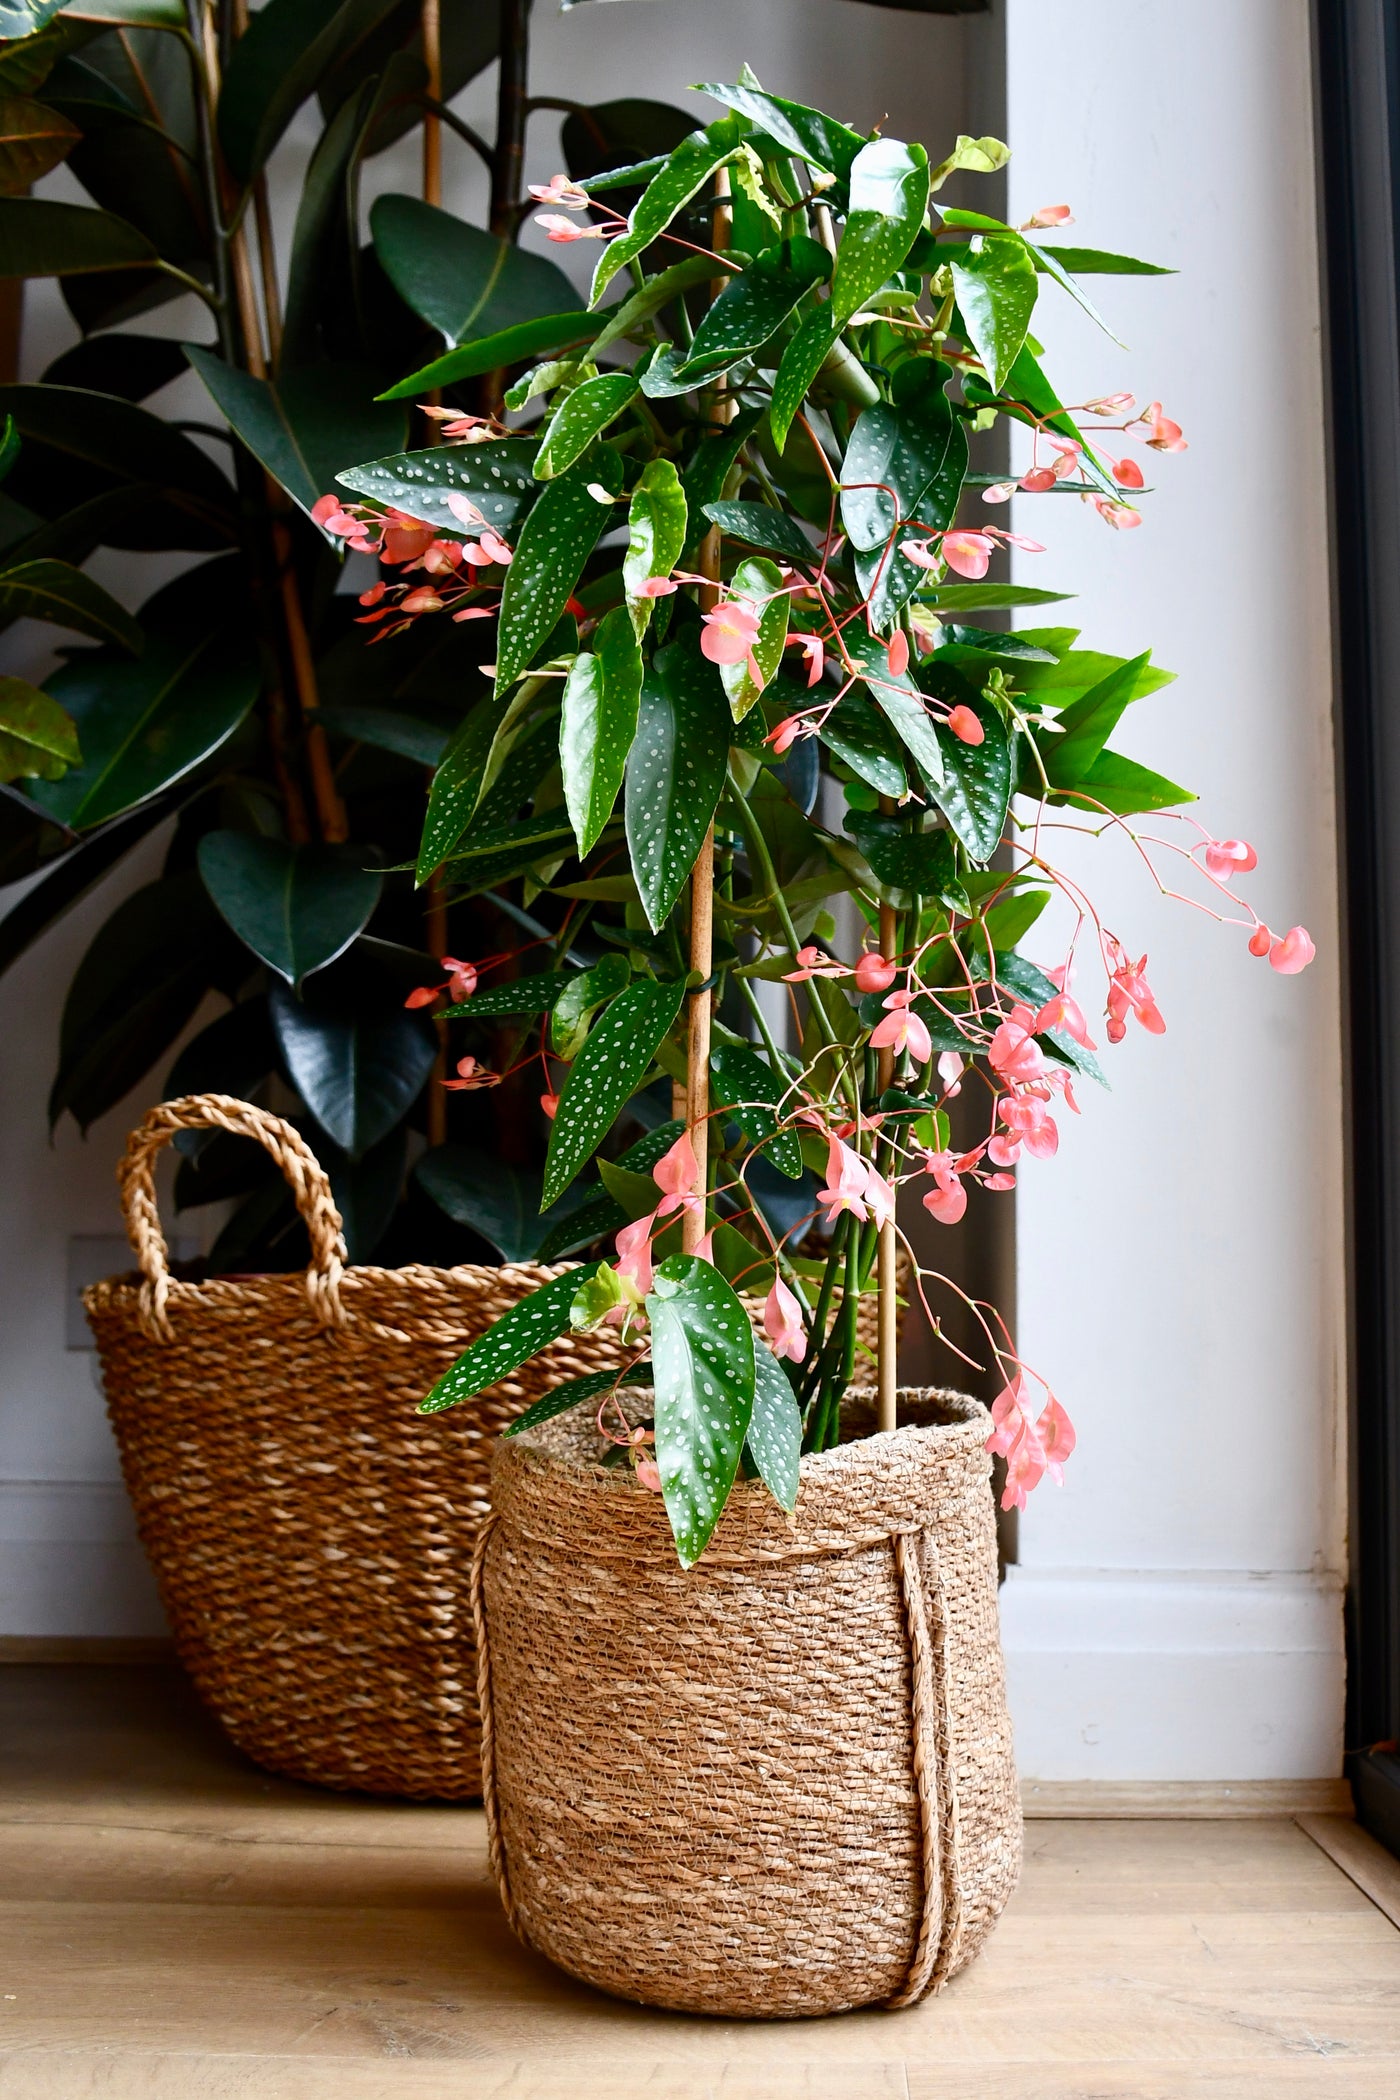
[986,1374,1077,1512]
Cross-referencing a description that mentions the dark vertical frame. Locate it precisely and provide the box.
[1314,0,1400,1855]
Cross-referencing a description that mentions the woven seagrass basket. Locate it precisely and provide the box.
[472,1388,1022,2017]
[85,1093,632,1800]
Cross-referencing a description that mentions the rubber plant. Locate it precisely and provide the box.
[314,67,1322,1566]
[0,0,697,1269]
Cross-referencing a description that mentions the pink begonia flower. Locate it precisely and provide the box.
[922,1150,967,1226]
[633,574,677,599]
[985,1376,1075,1510]
[1091,495,1142,530]
[982,480,1016,504]
[986,1374,1034,1461]
[1248,924,1273,957]
[1204,837,1258,881]
[784,944,845,982]
[1023,203,1073,228]
[535,212,606,242]
[442,1054,499,1092]
[1019,466,1057,494]
[635,1457,663,1492]
[887,629,910,677]
[1112,456,1145,489]
[693,1227,716,1265]
[764,1277,807,1363]
[405,956,477,1009]
[855,951,898,994]
[614,1215,655,1298]
[452,605,493,624]
[359,581,387,608]
[653,1131,702,1216]
[984,1172,1016,1192]
[1038,1394,1077,1482]
[817,1136,872,1223]
[445,491,487,531]
[988,1004,1046,1084]
[477,530,513,566]
[789,631,825,686]
[1142,401,1188,452]
[863,1165,897,1231]
[400,587,443,615]
[1085,391,1136,416]
[1269,925,1316,975]
[1035,991,1096,1049]
[998,1091,1059,1159]
[700,600,763,687]
[770,716,806,754]
[383,514,437,563]
[940,530,997,579]
[421,540,464,575]
[539,1092,559,1119]
[986,1132,1019,1168]
[1105,949,1165,1043]
[528,173,589,208]
[946,704,985,746]
[937,1050,965,1096]
[870,988,933,1065]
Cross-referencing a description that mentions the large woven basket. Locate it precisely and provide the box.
[473,1388,1021,2017]
[85,1093,630,1799]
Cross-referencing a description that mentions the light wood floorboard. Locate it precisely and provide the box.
[0,1668,1396,2099]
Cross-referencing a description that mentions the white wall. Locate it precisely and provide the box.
[999,0,1347,1778]
[0,1,989,1636]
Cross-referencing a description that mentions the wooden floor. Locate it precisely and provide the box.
[1,1670,1398,2098]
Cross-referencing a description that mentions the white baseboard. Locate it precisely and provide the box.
[0,1481,166,1638]
[999,1566,1346,1783]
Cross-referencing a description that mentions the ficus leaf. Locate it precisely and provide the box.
[649,1253,756,1567]
[562,605,643,857]
[0,194,156,277]
[533,370,639,480]
[494,448,623,695]
[371,193,582,346]
[378,312,603,400]
[625,634,732,930]
[0,558,142,652]
[418,1264,601,1415]
[187,350,408,527]
[0,675,79,783]
[542,976,688,1208]
[831,137,930,328]
[196,833,383,985]
[269,980,436,1161]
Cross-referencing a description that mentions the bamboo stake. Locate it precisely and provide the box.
[876,886,898,1434]
[422,0,448,1142]
[421,0,442,205]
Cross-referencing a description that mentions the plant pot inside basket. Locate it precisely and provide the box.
[474,1388,1021,2018]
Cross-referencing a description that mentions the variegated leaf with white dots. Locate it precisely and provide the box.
[648,1255,755,1567]
[624,633,732,931]
[541,976,688,1208]
[494,447,623,695]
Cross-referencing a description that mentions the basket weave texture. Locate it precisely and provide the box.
[85,1094,631,1799]
[473,1388,1022,2017]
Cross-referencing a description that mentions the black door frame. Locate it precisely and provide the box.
[1314,0,1400,1855]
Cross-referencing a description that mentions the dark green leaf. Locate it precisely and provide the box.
[623,456,687,629]
[337,435,539,536]
[842,379,967,627]
[847,810,966,906]
[494,448,621,694]
[500,1360,654,1440]
[0,675,79,782]
[747,1341,800,1511]
[710,1040,802,1178]
[0,383,236,549]
[442,811,581,894]
[932,695,1013,862]
[440,967,575,1020]
[270,979,436,1160]
[311,704,446,767]
[625,633,732,930]
[543,976,688,1207]
[591,253,714,358]
[533,1116,685,1262]
[378,312,602,399]
[951,234,1038,392]
[418,1264,601,1415]
[0,795,170,982]
[41,332,188,402]
[1043,651,1153,785]
[681,404,761,545]
[186,349,407,526]
[416,1145,573,1263]
[550,952,631,1059]
[534,370,638,480]
[415,697,497,884]
[648,1253,755,1566]
[0,194,155,276]
[769,304,837,453]
[677,236,830,378]
[591,116,744,305]
[164,995,277,1107]
[0,557,141,651]
[217,0,400,184]
[371,193,582,346]
[197,833,383,985]
[562,604,642,858]
[328,1123,406,1264]
[693,79,865,179]
[831,138,930,328]
[0,90,78,195]
[820,688,907,797]
[923,582,1074,612]
[844,625,943,790]
[561,91,694,186]
[700,499,814,564]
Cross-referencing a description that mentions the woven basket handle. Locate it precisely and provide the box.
[118,1093,347,1341]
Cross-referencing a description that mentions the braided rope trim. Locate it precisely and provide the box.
[471,1512,526,1947]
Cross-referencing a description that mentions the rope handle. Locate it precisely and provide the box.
[117,1093,347,1342]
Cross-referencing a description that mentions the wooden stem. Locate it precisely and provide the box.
[489,0,530,237]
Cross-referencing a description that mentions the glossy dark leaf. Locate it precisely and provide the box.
[700,499,814,564]
[648,1253,755,1567]
[534,370,637,481]
[543,976,688,1207]
[0,195,155,276]
[0,558,141,651]
[0,676,79,782]
[311,704,446,767]
[218,0,401,185]
[418,1262,600,1414]
[338,435,539,538]
[47,32,208,267]
[0,90,78,195]
[415,1145,591,1264]
[693,79,865,179]
[680,405,761,548]
[561,94,696,186]
[820,689,907,797]
[843,626,944,790]
[494,448,622,694]
[676,236,830,379]
[770,304,838,452]
[163,995,278,1107]
[197,832,383,985]
[415,697,500,884]
[847,810,965,905]
[372,193,581,349]
[0,383,235,550]
[747,1340,801,1511]
[378,312,602,400]
[591,116,744,305]
[186,349,407,526]
[931,694,1013,863]
[843,376,968,630]
[439,968,575,1020]
[625,634,732,930]
[710,1040,803,1179]
[562,605,642,858]
[0,793,171,982]
[270,979,436,1160]
[328,1123,406,1264]
[41,331,188,402]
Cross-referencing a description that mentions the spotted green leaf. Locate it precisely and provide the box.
[844,626,943,791]
[831,138,930,328]
[719,555,788,721]
[820,690,907,798]
[681,406,761,551]
[951,234,1039,393]
[416,699,501,886]
[710,1041,802,1179]
[770,305,837,451]
[501,1361,654,1439]
[931,693,1014,863]
[338,438,539,539]
[561,605,643,857]
[747,1342,801,1512]
[418,1264,601,1414]
[549,952,631,1059]
[543,976,688,1207]
[700,501,814,565]
[648,1254,755,1567]
[693,80,865,180]
[591,116,745,306]
[844,380,968,633]
[494,449,623,696]
[625,634,732,930]
[623,458,687,636]
[533,370,639,481]
[439,969,577,1020]
[591,254,715,357]
[676,236,830,379]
